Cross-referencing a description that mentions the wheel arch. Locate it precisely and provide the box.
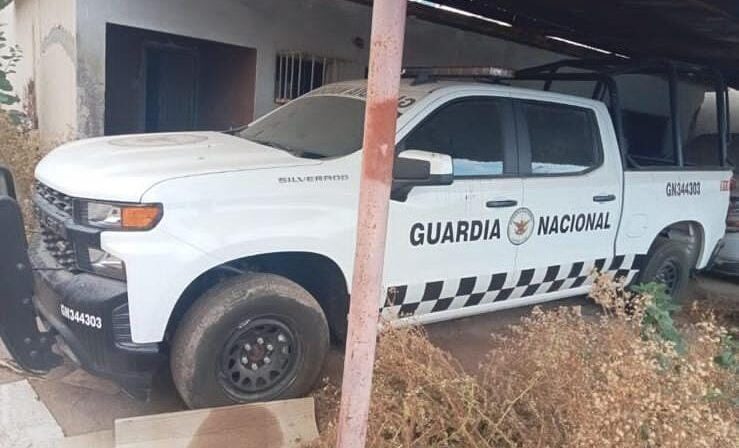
[648,220,705,269]
[165,251,350,342]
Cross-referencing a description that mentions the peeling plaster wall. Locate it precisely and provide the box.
[5,0,77,144]
[75,0,561,138]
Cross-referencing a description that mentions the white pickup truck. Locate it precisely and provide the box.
[0,61,733,408]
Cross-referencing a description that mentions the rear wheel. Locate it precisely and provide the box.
[171,273,329,408]
[637,239,692,300]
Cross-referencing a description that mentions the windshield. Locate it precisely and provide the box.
[239,96,366,159]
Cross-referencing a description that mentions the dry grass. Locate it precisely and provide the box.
[0,111,42,224]
[310,275,737,447]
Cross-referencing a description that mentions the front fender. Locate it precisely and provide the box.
[103,220,357,344]
[114,161,361,343]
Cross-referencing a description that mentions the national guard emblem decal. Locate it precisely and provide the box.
[507,207,535,245]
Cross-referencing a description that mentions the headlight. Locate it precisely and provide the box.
[87,247,126,281]
[78,201,162,231]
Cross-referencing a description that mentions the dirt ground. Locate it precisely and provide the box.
[0,274,736,439]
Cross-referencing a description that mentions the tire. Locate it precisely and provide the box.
[171,272,329,409]
[637,238,692,301]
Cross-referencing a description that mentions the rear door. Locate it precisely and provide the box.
[383,94,524,321]
[513,98,627,299]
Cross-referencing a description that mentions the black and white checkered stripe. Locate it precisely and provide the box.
[383,254,646,317]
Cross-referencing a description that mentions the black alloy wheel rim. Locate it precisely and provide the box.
[218,317,299,398]
[655,258,680,296]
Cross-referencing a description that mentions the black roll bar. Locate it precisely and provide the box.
[516,58,732,169]
[667,63,684,167]
[513,72,628,166]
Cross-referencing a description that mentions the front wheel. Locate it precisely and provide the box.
[637,239,692,300]
[171,273,329,409]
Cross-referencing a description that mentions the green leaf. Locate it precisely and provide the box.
[634,281,685,354]
[0,90,19,105]
[0,72,12,91]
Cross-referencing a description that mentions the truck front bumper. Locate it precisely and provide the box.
[0,170,165,398]
[29,240,167,397]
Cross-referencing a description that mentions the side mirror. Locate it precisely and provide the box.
[0,165,16,199]
[391,150,453,201]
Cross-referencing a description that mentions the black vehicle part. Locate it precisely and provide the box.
[0,165,17,198]
[171,272,329,409]
[29,239,166,399]
[637,238,692,300]
[515,58,731,170]
[0,192,61,372]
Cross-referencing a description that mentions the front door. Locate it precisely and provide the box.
[383,95,523,321]
[145,45,199,132]
[513,98,625,298]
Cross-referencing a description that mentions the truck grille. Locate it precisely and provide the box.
[40,229,77,269]
[112,303,133,345]
[35,181,78,270]
[35,182,74,215]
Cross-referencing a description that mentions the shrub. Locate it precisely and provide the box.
[310,275,737,447]
[0,111,41,224]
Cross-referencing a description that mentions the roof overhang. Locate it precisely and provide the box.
[347,0,739,87]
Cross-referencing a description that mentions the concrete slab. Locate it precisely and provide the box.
[29,373,185,438]
[58,368,121,395]
[115,398,318,448]
[0,380,64,448]
[0,340,24,385]
[59,431,114,448]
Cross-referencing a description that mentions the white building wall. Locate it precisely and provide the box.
[2,0,77,144]
[0,3,20,104]
[75,0,562,138]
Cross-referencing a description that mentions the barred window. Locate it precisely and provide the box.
[275,52,344,104]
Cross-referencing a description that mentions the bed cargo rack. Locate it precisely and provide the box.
[513,57,731,169]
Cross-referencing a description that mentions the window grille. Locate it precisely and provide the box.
[275,52,344,104]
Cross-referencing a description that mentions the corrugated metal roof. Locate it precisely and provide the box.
[350,0,739,86]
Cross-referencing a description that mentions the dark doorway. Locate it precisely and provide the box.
[144,45,198,132]
[105,24,257,135]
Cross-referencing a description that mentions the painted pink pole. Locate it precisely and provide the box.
[335,1,408,447]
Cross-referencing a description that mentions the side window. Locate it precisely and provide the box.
[402,98,509,177]
[520,101,600,175]
[615,74,676,167]
[682,85,724,168]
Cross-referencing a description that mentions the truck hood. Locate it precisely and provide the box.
[35,132,320,202]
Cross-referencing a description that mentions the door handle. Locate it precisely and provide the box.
[593,194,616,203]
[486,199,518,208]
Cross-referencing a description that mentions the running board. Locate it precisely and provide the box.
[0,167,61,372]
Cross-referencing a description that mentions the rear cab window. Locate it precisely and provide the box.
[515,100,603,176]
